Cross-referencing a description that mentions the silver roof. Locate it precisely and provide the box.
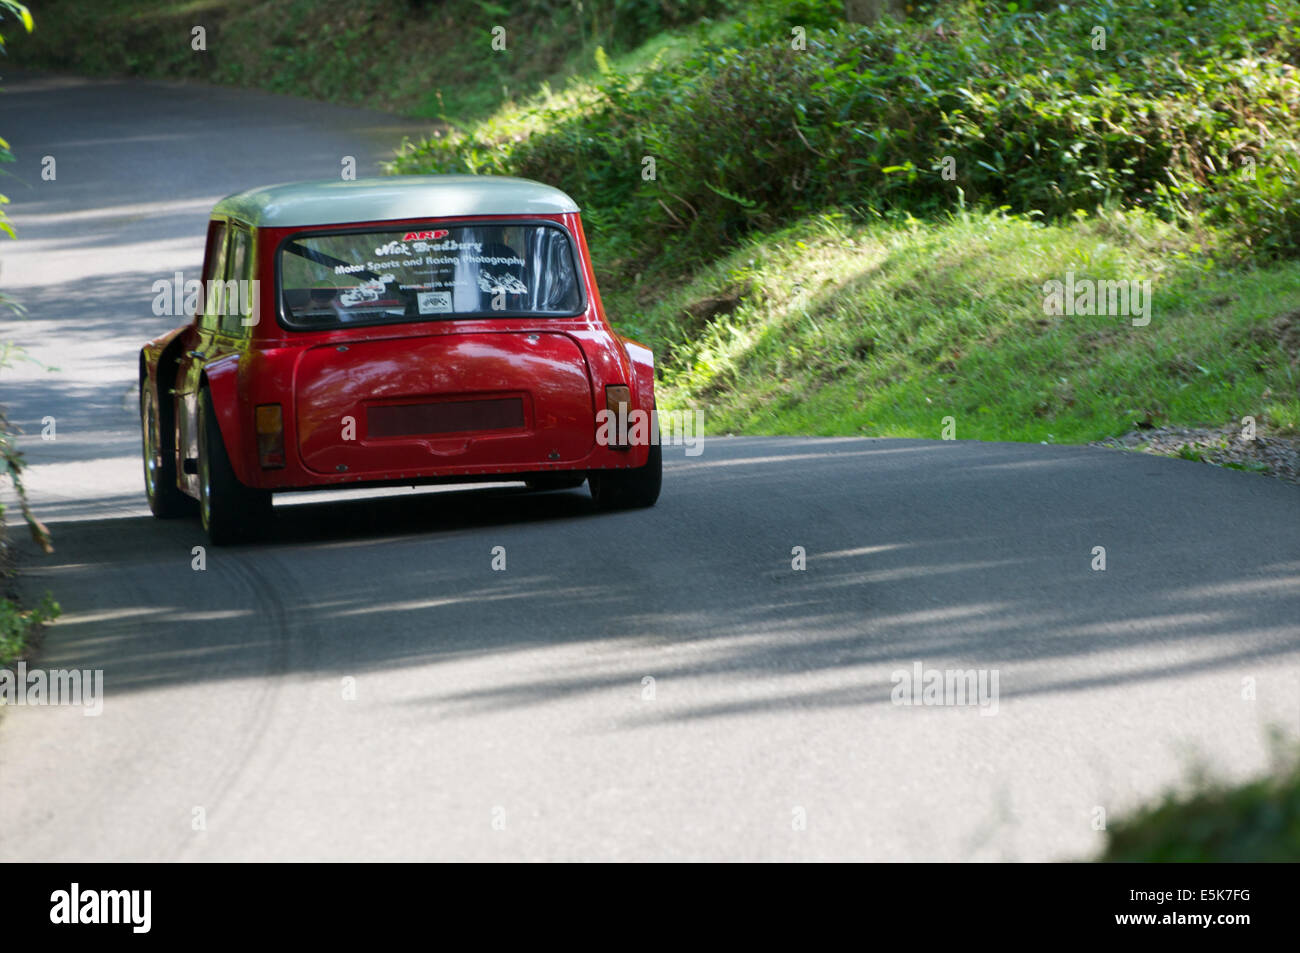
[212,175,580,227]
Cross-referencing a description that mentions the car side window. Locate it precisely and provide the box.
[220,225,253,337]
[201,221,229,332]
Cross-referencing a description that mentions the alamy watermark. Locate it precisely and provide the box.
[595,406,705,456]
[1042,270,1151,326]
[0,663,104,716]
[151,272,259,324]
[50,883,150,933]
[890,662,1000,716]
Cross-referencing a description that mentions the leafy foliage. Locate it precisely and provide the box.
[0,591,59,668]
[394,0,1300,278]
[1099,740,1300,861]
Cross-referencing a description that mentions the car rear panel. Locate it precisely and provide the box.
[295,331,595,476]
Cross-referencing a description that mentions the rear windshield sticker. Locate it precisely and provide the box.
[376,238,484,257]
[477,272,528,295]
[417,291,453,314]
[339,276,392,307]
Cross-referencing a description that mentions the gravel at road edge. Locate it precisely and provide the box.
[1092,424,1300,486]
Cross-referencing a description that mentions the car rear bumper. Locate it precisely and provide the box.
[242,441,651,492]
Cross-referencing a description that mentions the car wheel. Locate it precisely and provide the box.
[525,473,587,491]
[141,383,196,519]
[198,388,272,545]
[589,441,661,509]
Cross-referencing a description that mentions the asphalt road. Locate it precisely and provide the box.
[1,72,1297,861]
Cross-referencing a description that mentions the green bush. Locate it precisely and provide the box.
[605,0,743,49]
[1099,747,1300,861]
[0,591,58,667]
[1207,137,1300,260]
[393,0,1300,277]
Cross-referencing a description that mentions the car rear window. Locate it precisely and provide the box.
[278,222,583,329]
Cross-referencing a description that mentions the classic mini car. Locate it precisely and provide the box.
[139,176,660,544]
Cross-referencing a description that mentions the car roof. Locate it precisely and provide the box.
[212,175,580,227]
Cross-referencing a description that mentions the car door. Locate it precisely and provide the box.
[176,219,229,495]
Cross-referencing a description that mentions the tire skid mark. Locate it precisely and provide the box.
[19,486,324,859]
[174,548,318,859]
[172,551,289,857]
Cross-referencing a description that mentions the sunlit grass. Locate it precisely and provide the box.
[394,17,740,158]
[607,209,1300,443]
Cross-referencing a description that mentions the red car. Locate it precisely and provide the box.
[140,176,661,544]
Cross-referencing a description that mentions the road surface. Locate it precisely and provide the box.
[1,72,1297,861]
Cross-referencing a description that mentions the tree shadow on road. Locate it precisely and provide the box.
[12,436,1299,732]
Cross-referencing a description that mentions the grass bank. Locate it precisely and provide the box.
[618,209,1300,442]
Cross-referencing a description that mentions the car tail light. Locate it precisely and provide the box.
[255,403,285,469]
[605,385,631,450]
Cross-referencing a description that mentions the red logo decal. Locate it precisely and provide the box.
[403,229,449,241]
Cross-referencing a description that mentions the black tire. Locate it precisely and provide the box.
[141,383,196,519]
[525,473,587,491]
[198,388,272,545]
[589,441,661,509]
